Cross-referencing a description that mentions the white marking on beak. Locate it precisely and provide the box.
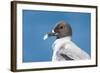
[43,34,48,40]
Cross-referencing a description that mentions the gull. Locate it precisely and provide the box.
[43,21,90,61]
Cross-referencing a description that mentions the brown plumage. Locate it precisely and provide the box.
[53,21,72,39]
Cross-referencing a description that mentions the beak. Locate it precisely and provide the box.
[43,30,58,40]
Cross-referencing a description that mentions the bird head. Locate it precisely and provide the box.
[43,21,72,40]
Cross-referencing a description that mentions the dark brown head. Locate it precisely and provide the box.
[54,21,72,39]
[43,21,72,40]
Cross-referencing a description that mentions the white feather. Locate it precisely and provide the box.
[43,34,48,40]
[52,36,90,61]
[52,30,55,33]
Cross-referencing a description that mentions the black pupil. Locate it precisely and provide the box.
[60,26,63,29]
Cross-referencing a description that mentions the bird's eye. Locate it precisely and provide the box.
[60,26,63,29]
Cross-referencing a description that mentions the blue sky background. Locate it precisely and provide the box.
[23,10,91,62]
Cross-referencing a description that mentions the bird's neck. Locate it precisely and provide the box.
[54,36,72,45]
[57,33,72,39]
[52,36,72,51]
[57,36,72,41]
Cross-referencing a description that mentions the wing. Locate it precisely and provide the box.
[60,53,74,60]
[59,41,90,60]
